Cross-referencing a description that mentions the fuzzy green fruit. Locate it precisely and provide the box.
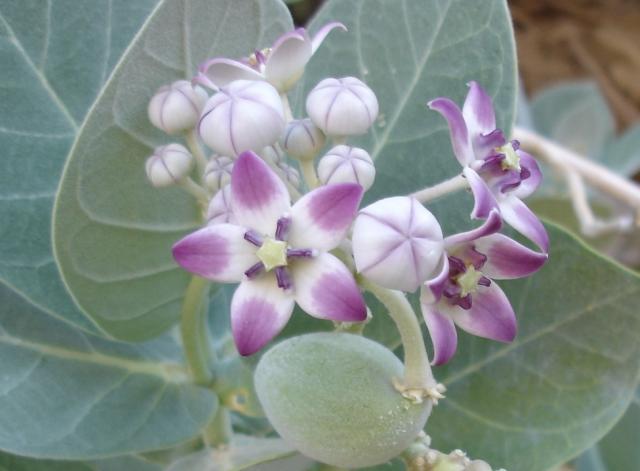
[254,333,432,468]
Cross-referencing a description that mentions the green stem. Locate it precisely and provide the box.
[361,278,436,391]
[203,406,232,447]
[300,159,319,190]
[180,276,214,385]
[185,129,209,180]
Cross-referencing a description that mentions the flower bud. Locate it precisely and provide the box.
[306,77,379,136]
[465,461,493,471]
[353,196,443,292]
[258,145,281,165]
[207,184,234,224]
[277,162,301,188]
[203,156,233,192]
[145,144,194,188]
[148,80,208,134]
[198,80,285,157]
[317,145,375,191]
[280,118,325,161]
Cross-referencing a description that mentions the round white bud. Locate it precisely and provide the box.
[148,80,208,134]
[280,118,325,161]
[317,145,375,191]
[306,77,379,136]
[207,184,234,225]
[465,461,493,471]
[203,155,233,192]
[352,197,444,292]
[145,144,194,188]
[198,80,285,157]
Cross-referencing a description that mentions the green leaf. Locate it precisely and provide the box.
[0,282,218,459]
[0,0,158,334]
[427,224,640,471]
[575,387,640,471]
[299,0,517,204]
[53,0,293,341]
[0,451,163,471]
[165,435,304,471]
[530,81,615,160]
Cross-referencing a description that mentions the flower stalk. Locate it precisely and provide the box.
[411,174,469,203]
[360,278,441,403]
[180,276,215,385]
[185,129,209,179]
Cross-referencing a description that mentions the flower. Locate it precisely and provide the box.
[428,82,548,252]
[420,211,548,365]
[352,197,444,292]
[147,80,208,134]
[306,77,379,136]
[318,145,376,191]
[145,144,193,187]
[194,22,347,93]
[198,80,285,157]
[173,151,366,355]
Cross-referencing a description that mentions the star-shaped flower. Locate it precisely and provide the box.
[428,82,549,252]
[421,211,548,365]
[173,151,366,355]
[194,22,346,93]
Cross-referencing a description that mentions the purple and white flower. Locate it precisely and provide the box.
[421,211,548,365]
[173,151,366,355]
[428,81,549,252]
[352,197,444,292]
[194,23,346,93]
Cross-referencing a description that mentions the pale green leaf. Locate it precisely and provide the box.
[53,0,293,341]
[0,451,163,471]
[0,282,218,459]
[0,0,158,334]
[166,435,302,471]
[575,387,640,471]
[602,124,640,177]
[531,81,614,160]
[425,225,640,471]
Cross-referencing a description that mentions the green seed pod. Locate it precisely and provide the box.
[255,333,432,468]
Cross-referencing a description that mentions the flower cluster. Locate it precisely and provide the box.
[145,24,548,363]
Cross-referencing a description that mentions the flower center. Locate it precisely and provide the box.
[497,143,520,171]
[455,264,484,297]
[256,237,288,271]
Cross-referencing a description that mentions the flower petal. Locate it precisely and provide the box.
[462,81,496,137]
[512,150,542,199]
[442,282,517,343]
[499,195,549,252]
[421,302,458,366]
[444,209,502,248]
[422,255,449,304]
[231,151,291,235]
[291,253,366,322]
[231,275,295,355]
[311,22,347,54]
[428,97,475,166]
[288,183,363,251]
[172,223,257,282]
[475,233,547,279]
[264,29,312,91]
[196,58,264,89]
[464,167,499,219]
